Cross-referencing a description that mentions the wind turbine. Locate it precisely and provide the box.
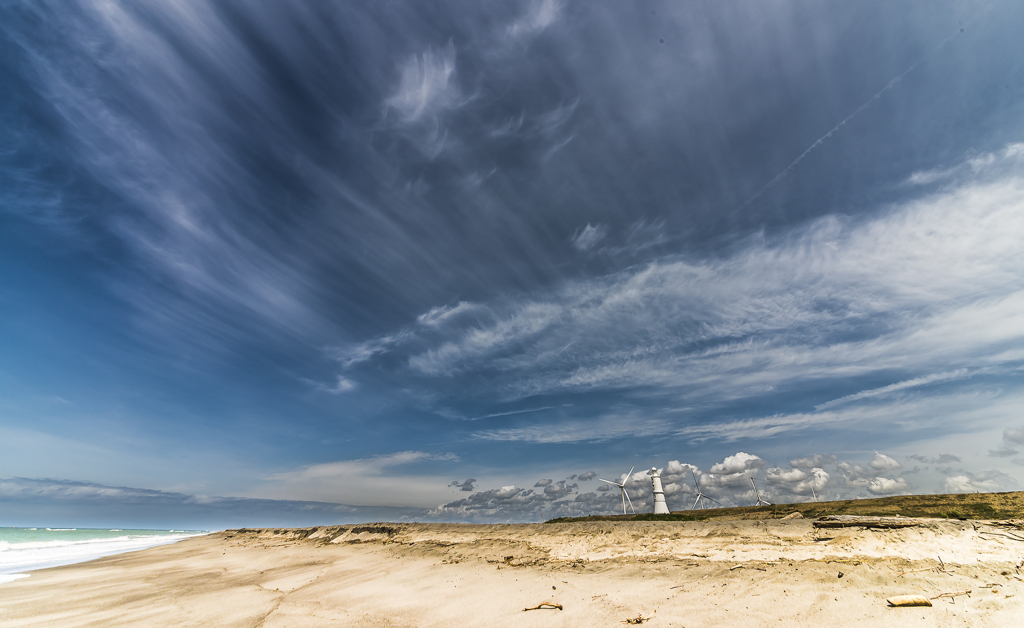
[690,470,721,510]
[750,477,771,506]
[600,466,636,515]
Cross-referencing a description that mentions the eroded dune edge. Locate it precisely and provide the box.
[2,519,1023,627]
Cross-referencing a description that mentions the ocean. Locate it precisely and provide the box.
[0,527,206,584]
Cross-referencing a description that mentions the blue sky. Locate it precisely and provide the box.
[2,0,1023,527]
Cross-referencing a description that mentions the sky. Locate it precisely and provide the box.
[2,0,1023,528]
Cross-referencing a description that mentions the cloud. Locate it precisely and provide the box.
[16,442,1016,525]
[0,477,425,528]
[870,452,902,472]
[1004,428,1024,446]
[709,452,765,475]
[988,427,1024,457]
[449,478,476,492]
[815,370,968,410]
[471,414,670,444]
[765,467,830,497]
[906,143,1024,186]
[385,39,460,124]
[943,469,1017,494]
[866,477,910,495]
[508,0,562,39]
[305,375,357,394]
[331,333,409,368]
[429,478,583,522]
[425,446,1012,520]
[340,147,1024,429]
[417,302,482,327]
[571,223,608,251]
[789,454,837,468]
[263,451,459,507]
[577,471,596,481]
[906,453,962,464]
[835,457,906,495]
[662,460,700,484]
[451,405,569,422]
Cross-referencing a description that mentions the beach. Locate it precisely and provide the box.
[1,519,1022,627]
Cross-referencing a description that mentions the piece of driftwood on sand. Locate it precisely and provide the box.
[814,515,934,529]
[523,602,563,611]
[886,595,932,607]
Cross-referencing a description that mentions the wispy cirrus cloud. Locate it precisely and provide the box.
[303,375,357,395]
[349,147,1024,425]
[385,40,461,124]
[508,0,562,39]
[472,414,670,444]
[814,370,969,410]
[261,451,459,507]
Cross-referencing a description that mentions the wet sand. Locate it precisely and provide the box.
[1,519,1022,626]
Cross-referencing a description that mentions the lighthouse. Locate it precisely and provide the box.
[649,467,670,514]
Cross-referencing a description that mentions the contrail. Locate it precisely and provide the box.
[741,9,992,209]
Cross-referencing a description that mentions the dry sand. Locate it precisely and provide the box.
[2,519,1023,627]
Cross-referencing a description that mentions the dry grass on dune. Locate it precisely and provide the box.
[547,490,1024,523]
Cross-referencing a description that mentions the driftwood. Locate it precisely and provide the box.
[897,567,939,576]
[931,590,971,601]
[886,595,932,607]
[976,529,1024,542]
[814,515,932,529]
[523,602,562,611]
[623,613,653,624]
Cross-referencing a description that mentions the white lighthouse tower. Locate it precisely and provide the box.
[649,467,670,514]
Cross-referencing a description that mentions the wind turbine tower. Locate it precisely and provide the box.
[750,477,771,506]
[648,467,670,514]
[599,467,636,515]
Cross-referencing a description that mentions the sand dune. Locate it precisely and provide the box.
[2,519,1023,626]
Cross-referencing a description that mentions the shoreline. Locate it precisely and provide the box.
[0,529,207,585]
[1,519,1022,626]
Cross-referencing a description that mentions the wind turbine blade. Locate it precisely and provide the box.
[620,488,627,515]
[706,496,722,506]
[624,489,635,514]
[599,479,619,486]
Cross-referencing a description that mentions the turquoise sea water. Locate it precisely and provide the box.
[0,527,206,583]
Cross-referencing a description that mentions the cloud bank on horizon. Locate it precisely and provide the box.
[1,0,1023,525]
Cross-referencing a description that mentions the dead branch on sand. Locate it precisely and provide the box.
[815,515,931,529]
[977,529,1024,542]
[623,613,653,624]
[523,602,562,611]
[931,590,971,601]
[897,567,938,576]
[887,595,932,607]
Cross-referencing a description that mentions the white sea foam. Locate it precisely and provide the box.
[0,532,204,582]
[0,574,29,584]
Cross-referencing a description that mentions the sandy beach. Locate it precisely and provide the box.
[2,519,1023,627]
